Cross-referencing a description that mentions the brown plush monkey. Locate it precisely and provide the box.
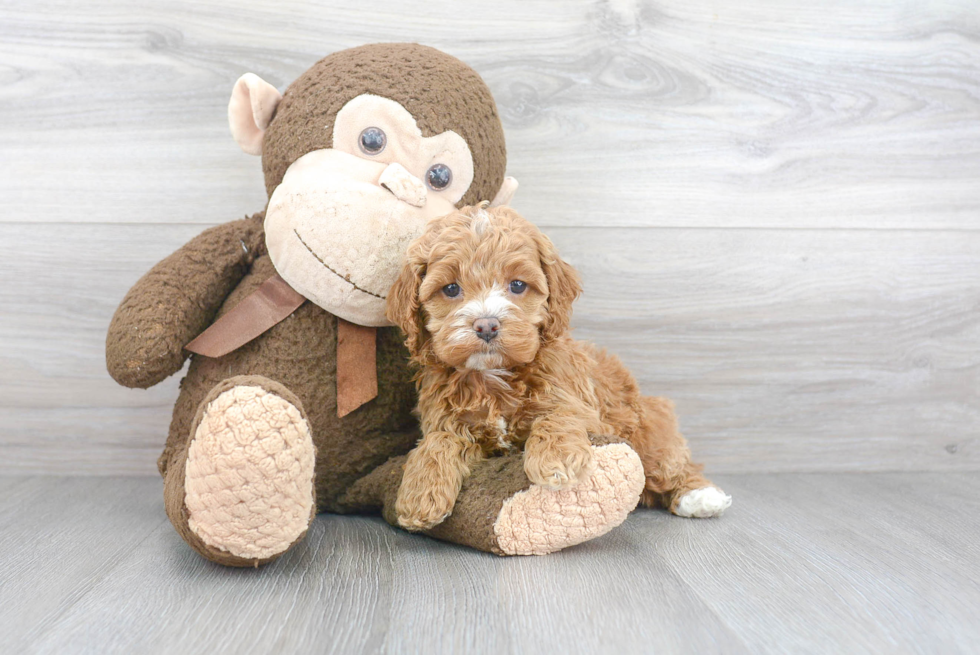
[106,43,647,566]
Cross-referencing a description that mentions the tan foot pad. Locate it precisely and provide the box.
[493,443,644,556]
[184,385,316,560]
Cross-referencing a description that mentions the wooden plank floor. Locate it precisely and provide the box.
[2,473,977,654]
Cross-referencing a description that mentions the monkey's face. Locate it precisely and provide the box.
[227,45,516,327]
[263,95,475,326]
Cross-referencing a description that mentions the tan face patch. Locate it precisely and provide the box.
[265,148,458,326]
[264,94,481,327]
[333,94,475,205]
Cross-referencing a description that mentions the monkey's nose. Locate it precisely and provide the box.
[473,317,500,343]
[379,162,426,208]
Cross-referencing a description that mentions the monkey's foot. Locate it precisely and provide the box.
[179,378,317,565]
[342,434,643,557]
[492,439,644,556]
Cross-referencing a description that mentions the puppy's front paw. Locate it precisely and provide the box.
[395,484,456,532]
[523,437,594,490]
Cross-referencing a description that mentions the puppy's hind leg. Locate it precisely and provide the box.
[633,397,732,518]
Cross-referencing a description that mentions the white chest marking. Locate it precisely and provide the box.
[495,417,512,450]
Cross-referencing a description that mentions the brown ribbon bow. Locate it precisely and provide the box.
[185,273,378,417]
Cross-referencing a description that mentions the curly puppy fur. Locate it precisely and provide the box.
[386,205,721,531]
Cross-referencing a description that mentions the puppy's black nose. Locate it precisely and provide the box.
[473,317,500,343]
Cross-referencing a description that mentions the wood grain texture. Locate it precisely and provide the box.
[1,473,977,653]
[558,227,980,473]
[2,222,978,474]
[0,0,978,228]
[0,477,167,654]
[2,0,979,475]
[645,473,980,652]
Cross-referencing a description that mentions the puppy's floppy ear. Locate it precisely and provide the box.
[536,232,582,341]
[386,241,428,357]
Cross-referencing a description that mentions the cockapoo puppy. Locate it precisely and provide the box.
[386,205,731,531]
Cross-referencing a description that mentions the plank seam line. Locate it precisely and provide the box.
[3,222,980,234]
[17,511,172,646]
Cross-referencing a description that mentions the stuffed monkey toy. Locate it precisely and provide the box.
[106,43,647,566]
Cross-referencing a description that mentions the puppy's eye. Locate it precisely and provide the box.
[426,164,452,190]
[358,127,386,155]
[442,283,461,298]
[509,280,527,294]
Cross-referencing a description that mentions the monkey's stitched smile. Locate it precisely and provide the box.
[293,229,387,299]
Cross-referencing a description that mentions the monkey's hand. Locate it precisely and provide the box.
[106,215,264,388]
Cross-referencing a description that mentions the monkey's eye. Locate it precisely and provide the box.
[442,283,461,298]
[426,164,452,190]
[509,280,527,294]
[358,127,386,155]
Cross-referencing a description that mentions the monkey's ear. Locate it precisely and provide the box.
[228,73,283,156]
[386,255,428,357]
[489,176,519,208]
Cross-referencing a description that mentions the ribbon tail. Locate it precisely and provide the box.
[336,318,378,417]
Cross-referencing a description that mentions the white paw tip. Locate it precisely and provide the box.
[675,487,732,518]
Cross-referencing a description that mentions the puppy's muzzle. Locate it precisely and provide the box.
[473,317,500,343]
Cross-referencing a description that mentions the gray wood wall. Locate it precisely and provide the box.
[2,0,978,475]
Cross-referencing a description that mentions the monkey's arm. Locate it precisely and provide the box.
[106,214,265,388]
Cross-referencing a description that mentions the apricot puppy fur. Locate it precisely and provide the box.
[386,205,731,531]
